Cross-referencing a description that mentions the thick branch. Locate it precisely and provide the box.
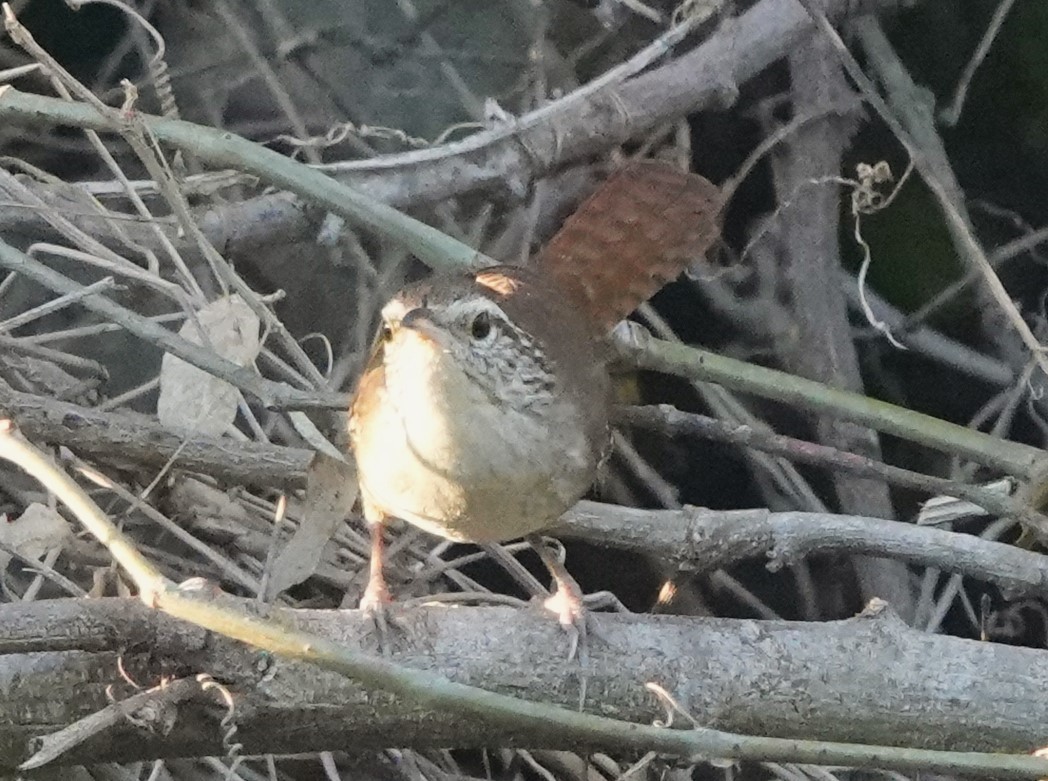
[559,502,1048,598]
[1,598,1046,769]
[773,10,913,617]
[0,381,315,489]
[319,0,898,202]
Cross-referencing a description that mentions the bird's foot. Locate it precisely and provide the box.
[540,578,605,711]
[543,581,586,664]
[359,576,399,655]
[541,576,608,664]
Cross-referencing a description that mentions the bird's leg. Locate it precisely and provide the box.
[527,534,593,665]
[527,533,600,709]
[360,520,392,609]
[359,519,394,650]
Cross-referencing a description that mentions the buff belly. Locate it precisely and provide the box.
[353,335,595,543]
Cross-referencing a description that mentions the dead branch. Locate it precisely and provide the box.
[0,380,315,489]
[1,597,1046,770]
[0,0,903,258]
[559,502,1048,599]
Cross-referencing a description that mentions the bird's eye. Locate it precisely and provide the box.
[470,312,493,340]
[380,323,393,342]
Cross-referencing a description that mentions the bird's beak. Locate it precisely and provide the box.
[396,307,445,346]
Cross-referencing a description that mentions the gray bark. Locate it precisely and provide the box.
[1,598,1046,769]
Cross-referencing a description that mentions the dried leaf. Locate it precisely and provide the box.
[265,453,357,599]
[917,477,1015,526]
[0,503,71,569]
[288,410,346,461]
[157,294,261,436]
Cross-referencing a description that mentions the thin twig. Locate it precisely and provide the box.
[20,676,202,770]
[616,405,1034,522]
[938,0,1019,127]
[0,237,343,409]
[902,224,1048,330]
[213,0,321,165]
[810,12,1048,390]
[615,329,1046,478]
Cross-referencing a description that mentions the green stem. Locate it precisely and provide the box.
[0,87,481,272]
[621,337,1046,478]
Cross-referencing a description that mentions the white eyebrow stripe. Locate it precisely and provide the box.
[442,297,508,323]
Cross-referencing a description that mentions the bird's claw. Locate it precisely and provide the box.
[359,579,398,654]
[540,582,603,710]
[543,585,588,664]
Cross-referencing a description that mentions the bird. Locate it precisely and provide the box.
[348,161,722,651]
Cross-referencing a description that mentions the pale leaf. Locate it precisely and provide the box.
[157,294,261,436]
[265,453,357,599]
[0,503,71,569]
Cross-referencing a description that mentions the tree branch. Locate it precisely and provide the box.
[4,598,1048,773]
[0,380,315,489]
[0,0,903,255]
[559,501,1048,599]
